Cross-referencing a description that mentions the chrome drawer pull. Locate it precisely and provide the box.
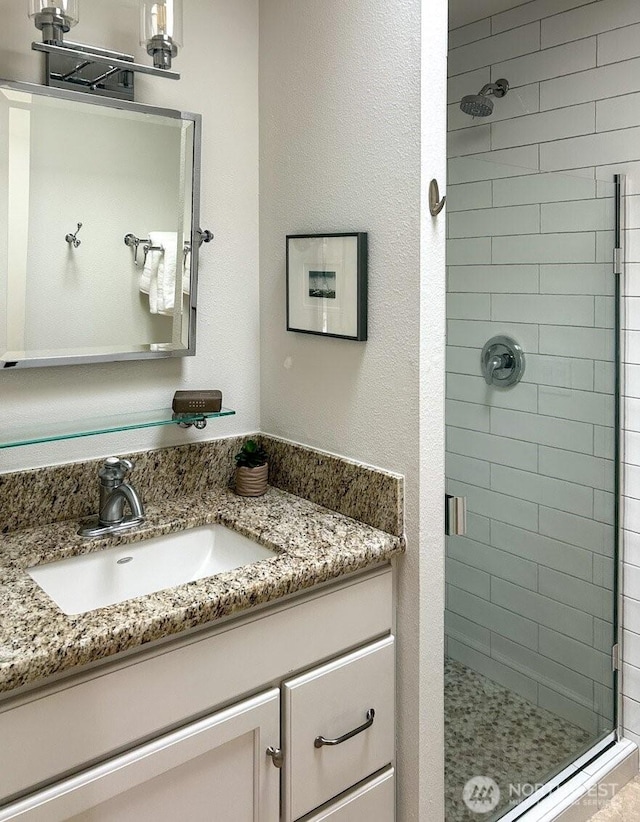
[314,708,375,748]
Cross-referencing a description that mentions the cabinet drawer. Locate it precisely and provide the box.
[302,768,394,822]
[283,636,395,821]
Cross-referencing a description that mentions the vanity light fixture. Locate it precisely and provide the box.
[28,0,181,102]
[140,0,183,71]
[28,0,79,45]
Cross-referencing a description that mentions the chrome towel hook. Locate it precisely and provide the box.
[429,179,446,216]
[124,233,142,265]
[65,222,83,248]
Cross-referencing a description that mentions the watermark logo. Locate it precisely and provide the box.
[510,781,615,807]
[463,776,501,814]
[463,778,619,815]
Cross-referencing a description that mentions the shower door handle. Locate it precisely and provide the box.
[445,495,467,536]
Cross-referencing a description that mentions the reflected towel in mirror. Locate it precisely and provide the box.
[143,232,190,315]
[139,241,163,315]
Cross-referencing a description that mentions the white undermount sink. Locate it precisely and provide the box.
[27,525,276,616]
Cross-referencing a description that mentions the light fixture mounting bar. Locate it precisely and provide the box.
[33,41,179,100]
[32,42,180,78]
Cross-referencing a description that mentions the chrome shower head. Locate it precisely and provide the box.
[460,78,509,118]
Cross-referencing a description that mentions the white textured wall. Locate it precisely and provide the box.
[446,0,640,745]
[259,1,447,819]
[420,4,448,820]
[0,0,259,472]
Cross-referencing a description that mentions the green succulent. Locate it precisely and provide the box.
[235,439,268,469]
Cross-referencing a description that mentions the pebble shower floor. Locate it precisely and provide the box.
[444,658,591,821]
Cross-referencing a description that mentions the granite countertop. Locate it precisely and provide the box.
[0,487,404,696]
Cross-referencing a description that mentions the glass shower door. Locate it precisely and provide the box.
[444,156,620,822]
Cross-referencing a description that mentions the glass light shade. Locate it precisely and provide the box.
[140,0,183,48]
[28,0,79,29]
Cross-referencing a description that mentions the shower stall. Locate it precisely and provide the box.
[439,0,640,809]
[444,118,623,820]
[442,0,640,815]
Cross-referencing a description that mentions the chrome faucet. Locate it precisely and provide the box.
[78,457,145,538]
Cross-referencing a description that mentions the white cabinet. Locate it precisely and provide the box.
[0,689,280,822]
[0,567,395,822]
[0,568,392,803]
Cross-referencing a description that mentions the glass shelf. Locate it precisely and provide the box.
[0,408,236,449]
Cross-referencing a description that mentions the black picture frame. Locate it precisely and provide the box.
[286,232,368,341]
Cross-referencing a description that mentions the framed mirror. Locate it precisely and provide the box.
[0,79,202,369]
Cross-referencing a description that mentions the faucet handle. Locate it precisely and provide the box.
[100,456,134,482]
[104,456,134,470]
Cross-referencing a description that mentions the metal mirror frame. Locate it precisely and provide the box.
[0,78,202,369]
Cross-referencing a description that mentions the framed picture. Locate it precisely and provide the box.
[286,232,368,341]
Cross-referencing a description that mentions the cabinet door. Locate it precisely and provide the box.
[0,689,280,822]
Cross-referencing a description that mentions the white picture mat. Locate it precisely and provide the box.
[288,235,359,337]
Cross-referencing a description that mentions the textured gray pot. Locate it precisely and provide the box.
[234,463,268,497]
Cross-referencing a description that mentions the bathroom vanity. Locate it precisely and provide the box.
[0,567,395,821]
[0,459,403,822]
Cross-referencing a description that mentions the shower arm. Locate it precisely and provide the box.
[478,83,497,96]
[478,81,507,98]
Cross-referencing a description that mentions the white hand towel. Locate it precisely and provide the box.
[139,244,161,296]
[139,232,189,315]
[148,262,159,314]
[150,231,191,316]
[139,243,163,314]
[183,248,191,297]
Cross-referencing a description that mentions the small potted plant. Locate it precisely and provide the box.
[234,439,269,497]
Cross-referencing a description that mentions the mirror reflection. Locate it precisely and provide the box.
[0,81,199,368]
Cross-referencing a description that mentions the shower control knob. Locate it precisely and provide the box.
[481,335,525,388]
